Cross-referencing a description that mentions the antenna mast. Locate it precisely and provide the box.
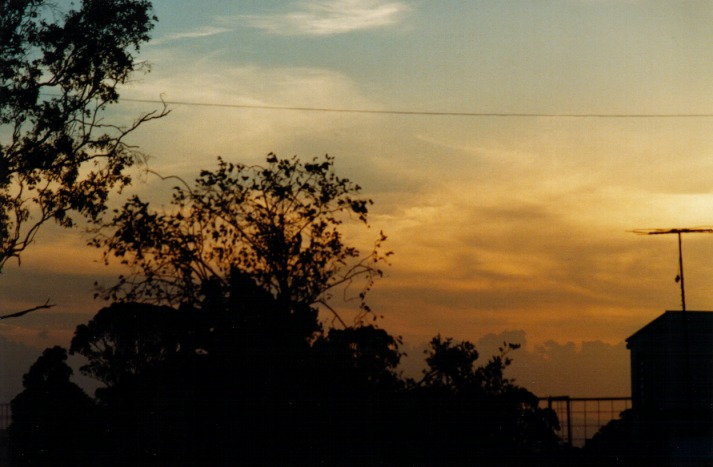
[632,227,713,312]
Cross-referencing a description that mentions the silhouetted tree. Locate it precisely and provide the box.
[66,277,321,465]
[69,302,189,388]
[0,0,167,272]
[313,325,403,391]
[13,150,567,464]
[45,295,565,465]
[420,334,480,392]
[68,302,205,464]
[9,346,94,466]
[92,153,391,321]
[301,326,404,463]
[400,337,560,465]
[192,275,404,465]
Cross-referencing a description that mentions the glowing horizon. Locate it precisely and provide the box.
[3,0,713,399]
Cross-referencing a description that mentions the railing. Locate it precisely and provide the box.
[538,396,631,448]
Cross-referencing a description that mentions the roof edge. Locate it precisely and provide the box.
[625,310,713,345]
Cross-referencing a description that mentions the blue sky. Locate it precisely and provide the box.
[144,0,713,114]
[3,0,713,397]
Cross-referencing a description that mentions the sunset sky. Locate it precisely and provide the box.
[3,0,713,399]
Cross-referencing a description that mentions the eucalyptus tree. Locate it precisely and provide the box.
[0,0,167,273]
[93,153,391,324]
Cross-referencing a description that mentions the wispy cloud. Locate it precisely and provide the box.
[152,26,232,45]
[233,0,409,36]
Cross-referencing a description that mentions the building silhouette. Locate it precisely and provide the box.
[626,311,713,464]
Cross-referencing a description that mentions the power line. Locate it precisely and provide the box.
[118,97,713,119]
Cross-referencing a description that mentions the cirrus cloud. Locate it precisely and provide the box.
[151,26,233,45]
[234,0,410,36]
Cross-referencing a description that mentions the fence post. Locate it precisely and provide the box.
[565,397,572,448]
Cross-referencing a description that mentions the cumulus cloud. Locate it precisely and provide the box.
[233,0,409,36]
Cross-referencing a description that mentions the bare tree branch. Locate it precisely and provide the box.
[0,299,55,320]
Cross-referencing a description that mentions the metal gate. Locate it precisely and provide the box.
[539,396,631,447]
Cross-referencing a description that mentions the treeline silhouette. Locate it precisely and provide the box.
[9,273,563,466]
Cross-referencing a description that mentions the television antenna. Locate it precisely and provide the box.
[632,227,713,312]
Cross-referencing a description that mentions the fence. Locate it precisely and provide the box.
[539,396,631,448]
[0,398,631,447]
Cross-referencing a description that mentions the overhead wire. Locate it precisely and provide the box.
[116,96,713,119]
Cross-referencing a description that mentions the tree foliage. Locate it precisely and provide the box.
[93,153,391,319]
[69,302,188,387]
[406,336,560,464]
[0,0,167,271]
[10,346,94,466]
[19,296,568,465]
[421,334,480,391]
[313,325,403,391]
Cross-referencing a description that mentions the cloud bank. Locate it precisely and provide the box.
[399,330,630,398]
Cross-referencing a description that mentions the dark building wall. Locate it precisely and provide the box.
[626,311,713,415]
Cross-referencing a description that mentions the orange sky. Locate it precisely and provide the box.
[3,0,713,399]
